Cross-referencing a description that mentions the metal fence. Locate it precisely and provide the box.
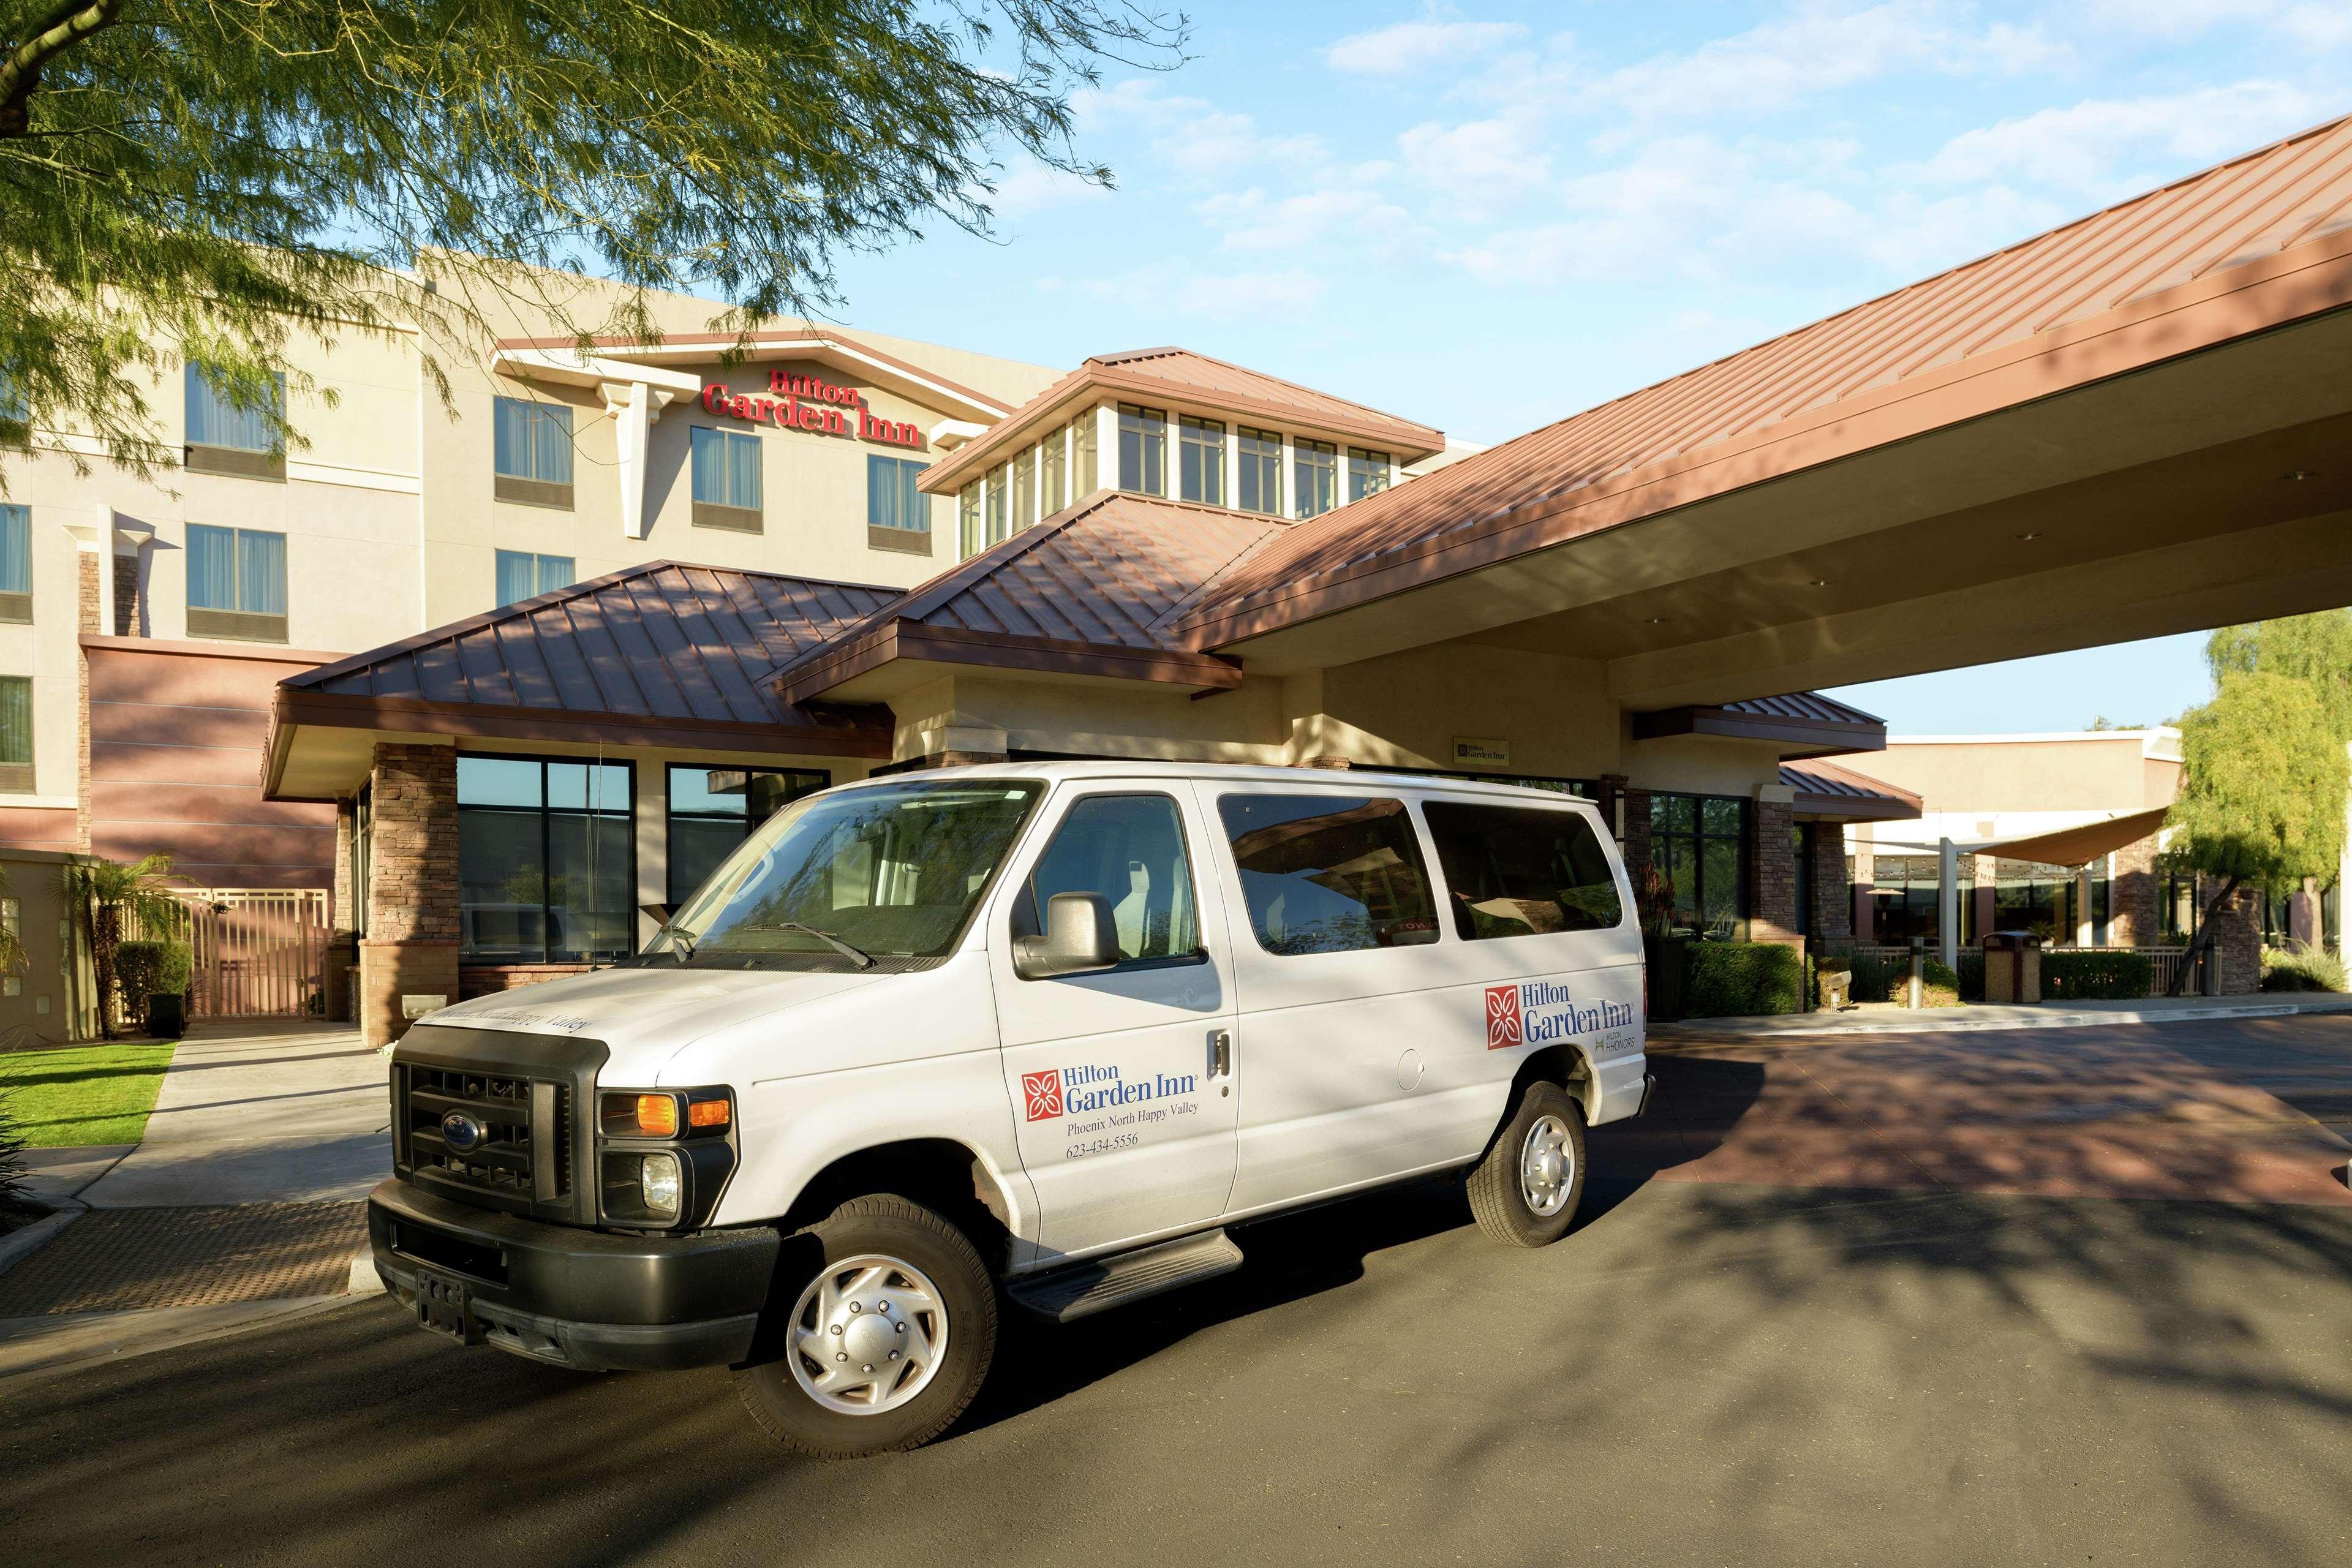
[1819,940,2192,997]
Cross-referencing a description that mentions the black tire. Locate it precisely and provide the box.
[732,1194,997,1459]
[1466,1080,1588,1248]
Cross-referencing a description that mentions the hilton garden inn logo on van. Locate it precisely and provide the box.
[1023,1064,1199,1121]
[1485,980,1636,1050]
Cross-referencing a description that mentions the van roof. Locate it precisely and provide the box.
[834,760,1608,809]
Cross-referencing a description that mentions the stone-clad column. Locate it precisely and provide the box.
[359,742,461,1046]
[2109,834,2160,944]
[1809,826,1852,941]
[1749,786,1799,948]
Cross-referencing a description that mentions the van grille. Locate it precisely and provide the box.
[402,1065,571,1204]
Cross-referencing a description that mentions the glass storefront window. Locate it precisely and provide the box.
[666,764,829,906]
[1649,793,1747,941]
[458,755,634,964]
[1237,428,1282,515]
[1869,854,1974,948]
[1180,416,1226,505]
[1294,439,1337,519]
[1118,404,1166,495]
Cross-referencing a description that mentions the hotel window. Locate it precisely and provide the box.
[692,426,763,532]
[1237,428,1282,515]
[1180,417,1226,506]
[1042,424,1069,516]
[0,504,28,623]
[867,455,930,554]
[1012,447,1037,532]
[493,396,575,508]
[494,550,573,608]
[959,480,982,559]
[665,764,829,906]
[184,364,286,480]
[0,677,30,794]
[1348,448,1392,503]
[1649,793,1748,941]
[986,463,1010,546]
[186,523,288,643]
[457,755,635,964]
[1871,854,1974,948]
[1118,404,1166,496]
[1294,439,1338,519]
[0,371,25,444]
[1074,413,1099,494]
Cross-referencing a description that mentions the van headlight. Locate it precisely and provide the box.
[640,1153,682,1217]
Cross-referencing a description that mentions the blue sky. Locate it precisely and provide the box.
[823,1,2350,735]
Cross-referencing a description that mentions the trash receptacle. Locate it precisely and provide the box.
[1982,930,2043,1004]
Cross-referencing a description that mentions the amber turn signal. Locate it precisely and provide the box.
[688,1097,731,1129]
[635,1094,679,1137]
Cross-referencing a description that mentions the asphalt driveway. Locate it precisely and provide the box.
[4,1014,2350,1566]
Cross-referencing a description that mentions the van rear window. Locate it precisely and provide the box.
[1216,794,1439,955]
[1422,800,1624,940]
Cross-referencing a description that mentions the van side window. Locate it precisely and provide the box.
[1016,794,1200,962]
[1422,801,1624,939]
[1216,794,1439,955]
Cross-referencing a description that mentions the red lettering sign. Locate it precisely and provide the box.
[703,378,925,451]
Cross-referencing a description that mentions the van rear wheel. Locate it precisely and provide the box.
[733,1195,997,1458]
[1467,1080,1588,1248]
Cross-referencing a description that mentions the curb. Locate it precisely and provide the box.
[1654,995,2352,1042]
[0,1203,85,1281]
[349,1243,382,1297]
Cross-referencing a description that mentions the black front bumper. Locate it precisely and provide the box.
[369,1179,780,1372]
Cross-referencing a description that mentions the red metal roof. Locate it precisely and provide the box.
[1781,759,1923,821]
[771,492,1291,703]
[1731,693,1885,728]
[287,561,898,727]
[1183,112,2352,647]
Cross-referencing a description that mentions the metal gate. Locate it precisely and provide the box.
[177,890,331,1019]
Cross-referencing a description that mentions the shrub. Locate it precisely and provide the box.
[2261,946,2348,993]
[1684,941,1805,1018]
[2040,949,2155,1001]
[1955,950,1985,1003]
[0,1091,31,1218]
[115,939,194,1003]
[1847,952,1899,1003]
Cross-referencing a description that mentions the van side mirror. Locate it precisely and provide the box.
[1014,891,1121,980]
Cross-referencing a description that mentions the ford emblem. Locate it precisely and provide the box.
[441,1110,485,1153]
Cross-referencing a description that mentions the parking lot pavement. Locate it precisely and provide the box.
[5,1014,2351,1567]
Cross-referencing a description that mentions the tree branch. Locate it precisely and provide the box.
[0,0,122,138]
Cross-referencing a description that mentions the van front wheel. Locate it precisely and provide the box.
[1466,1081,1588,1248]
[733,1195,997,1458]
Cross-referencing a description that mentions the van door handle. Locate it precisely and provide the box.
[1211,1028,1231,1077]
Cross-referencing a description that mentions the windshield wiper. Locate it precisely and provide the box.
[764,922,875,970]
[663,927,697,962]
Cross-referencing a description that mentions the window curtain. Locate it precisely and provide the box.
[728,431,760,510]
[496,550,537,606]
[535,554,573,595]
[238,529,287,614]
[496,398,573,482]
[0,506,27,595]
[187,524,238,609]
[897,460,923,531]
[0,677,31,765]
[867,456,896,529]
[186,365,281,451]
[692,426,726,503]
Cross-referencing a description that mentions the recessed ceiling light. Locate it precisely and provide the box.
[2015,530,2042,541]
[2284,469,2318,481]
[1807,579,1834,588]
[1644,616,1667,625]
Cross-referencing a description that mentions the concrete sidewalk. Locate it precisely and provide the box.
[80,1020,390,1208]
[0,1020,390,1386]
[1654,990,2352,1041]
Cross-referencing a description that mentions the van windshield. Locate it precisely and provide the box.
[652,779,1044,965]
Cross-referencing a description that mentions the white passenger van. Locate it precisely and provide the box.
[371,762,1651,1457]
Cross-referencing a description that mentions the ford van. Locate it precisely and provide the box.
[369,762,1651,1457]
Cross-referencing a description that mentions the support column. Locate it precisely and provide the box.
[1974,855,1998,941]
[70,526,102,852]
[2110,835,2158,944]
[1808,824,1852,940]
[1852,837,1875,941]
[2075,864,2094,948]
[359,742,460,1047]
[1749,785,1799,949]
[2209,881,2263,994]
[1938,837,1959,970]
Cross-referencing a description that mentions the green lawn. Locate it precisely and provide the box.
[0,1042,178,1147]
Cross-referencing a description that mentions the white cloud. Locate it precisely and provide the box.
[1327,14,1528,76]
[1923,82,2328,194]
[990,164,1110,219]
[1176,269,1326,320]
[1200,186,1417,254]
[1398,116,1554,195]
[1072,78,1325,177]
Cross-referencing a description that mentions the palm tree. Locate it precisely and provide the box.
[65,853,182,1039]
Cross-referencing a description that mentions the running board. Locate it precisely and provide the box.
[1008,1229,1245,1323]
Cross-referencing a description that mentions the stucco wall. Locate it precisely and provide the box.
[1864,735,2179,815]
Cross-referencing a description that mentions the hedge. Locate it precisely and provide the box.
[2038,949,2154,1000]
[1684,941,1804,1018]
[115,939,194,1002]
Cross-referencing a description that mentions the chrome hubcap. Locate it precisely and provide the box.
[1520,1114,1574,1217]
[788,1254,948,1415]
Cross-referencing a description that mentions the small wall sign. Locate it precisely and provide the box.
[1452,736,1511,769]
